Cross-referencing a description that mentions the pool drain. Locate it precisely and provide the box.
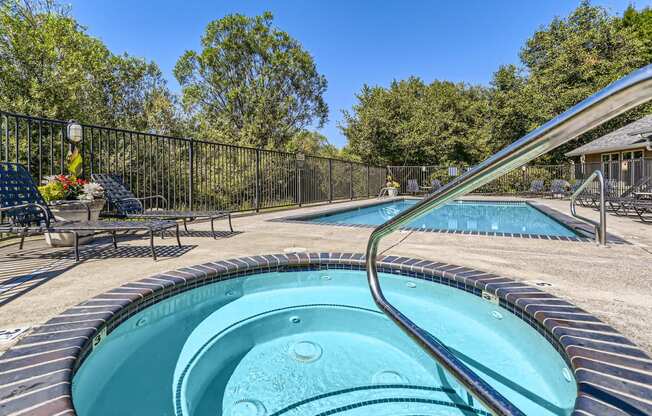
[406,282,417,288]
[290,341,322,363]
[231,399,266,416]
[372,370,408,384]
[289,316,301,324]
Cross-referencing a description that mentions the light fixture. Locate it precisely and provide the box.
[296,152,305,169]
[67,120,83,144]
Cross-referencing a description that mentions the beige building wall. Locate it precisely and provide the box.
[580,147,651,164]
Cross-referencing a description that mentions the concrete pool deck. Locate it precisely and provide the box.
[0,195,651,354]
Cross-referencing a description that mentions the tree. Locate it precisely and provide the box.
[0,0,178,132]
[340,77,490,166]
[174,12,328,149]
[285,130,339,157]
[621,4,652,63]
[342,2,652,165]
[486,65,533,154]
[512,1,649,162]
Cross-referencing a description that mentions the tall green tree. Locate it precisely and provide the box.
[0,0,178,133]
[515,0,649,162]
[340,77,490,166]
[174,12,328,149]
[343,2,652,165]
[621,4,652,63]
[285,130,340,158]
[486,64,533,154]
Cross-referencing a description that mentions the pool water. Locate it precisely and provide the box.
[303,200,578,237]
[72,270,577,416]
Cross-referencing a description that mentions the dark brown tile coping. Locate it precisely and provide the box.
[271,199,628,244]
[0,253,649,416]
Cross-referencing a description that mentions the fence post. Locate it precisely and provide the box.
[255,149,261,212]
[349,162,353,200]
[188,137,194,210]
[297,157,302,207]
[367,165,370,197]
[328,159,333,203]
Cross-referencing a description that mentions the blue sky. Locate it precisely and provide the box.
[67,0,637,147]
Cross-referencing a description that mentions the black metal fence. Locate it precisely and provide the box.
[0,111,387,212]
[389,160,652,196]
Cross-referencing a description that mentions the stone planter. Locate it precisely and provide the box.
[388,188,399,197]
[45,199,106,247]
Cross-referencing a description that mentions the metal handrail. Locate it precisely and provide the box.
[366,63,652,415]
[570,170,607,245]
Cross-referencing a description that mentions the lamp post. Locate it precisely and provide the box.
[67,120,82,145]
[66,120,83,176]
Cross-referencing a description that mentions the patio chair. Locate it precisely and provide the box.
[632,196,652,222]
[0,163,180,261]
[429,179,442,193]
[607,177,652,216]
[92,174,233,238]
[406,179,420,195]
[579,178,618,208]
[546,179,570,199]
[527,180,545,196]
[569,181,590,206]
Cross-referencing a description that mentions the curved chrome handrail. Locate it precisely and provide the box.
[366,64,652,415]
[570,170,607,245]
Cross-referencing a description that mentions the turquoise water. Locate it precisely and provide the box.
[72,270,577,416]
[304,200,578,237]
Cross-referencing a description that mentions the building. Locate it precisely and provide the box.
[565,115,652,184]
[565,115,652,164]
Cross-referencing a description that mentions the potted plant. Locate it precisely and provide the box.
[385,176,400,197]
[38,152,105,247]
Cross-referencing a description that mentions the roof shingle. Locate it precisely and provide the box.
[565,115,652,157]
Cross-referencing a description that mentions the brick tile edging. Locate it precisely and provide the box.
[0,253,649,416]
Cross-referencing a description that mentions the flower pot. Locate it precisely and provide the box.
[45,199,106,247]
[388,188,399,197]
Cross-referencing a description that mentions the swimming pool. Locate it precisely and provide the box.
[291,199,579,238]
[72,267,576,416]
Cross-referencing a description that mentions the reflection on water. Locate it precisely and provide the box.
[310,201,577,237]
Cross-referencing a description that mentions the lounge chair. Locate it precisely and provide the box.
[406,179,420,195]
[578,178,618,208]
[607,177,652,216]
[632,196,652,223]
[0,163,180,261]
[569,181,590,205]
[92,174,233,238]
